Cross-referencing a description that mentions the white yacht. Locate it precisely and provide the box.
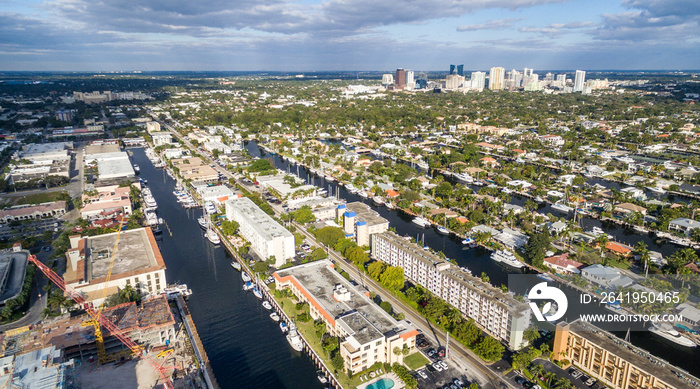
[286,325,304,352]
[270,312,281,322]
[198,217,208,230]
[649,324,697,347]
[163,284,192,300]
[206,228,220,245]
[204,202,217,214]
[230,261,241,271]
[386,202,396,210]
[534,196,545,203]
[280,322,288,333]
[412,217,431,228]
[133,164,140,174]
[501,187,513,194]
[453,172,473,184]
[436,226,449,235]
[551,202,572,213]
[647,186,666,194]
[589,226,613,239]
[490,250,525,269]
[144,195,158,209]
[372,196,385,206]
[358,191,369,199]
[242,271,252,282]
[262,301,272,310]
[345,184,357,193]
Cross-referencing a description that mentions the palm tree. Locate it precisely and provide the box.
[635,241,651,277]
[530,364,545,379]
[47,294,72,313]
[595,234,609,256]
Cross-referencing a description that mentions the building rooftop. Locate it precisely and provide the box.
[274,260,407,338]
[226,197,293,241]
[83,228,165,283]
[563,320,698,388]
[344,202,389,227]
[96,153,135,180]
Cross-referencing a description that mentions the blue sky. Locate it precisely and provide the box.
[0,0,698,71]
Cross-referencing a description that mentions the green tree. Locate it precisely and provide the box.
[368,261,386,279]
[524,231,550,267]
[254,261,270,273]
[221,220,239,235]
[380,301,393,314]
[314,226,345,248]
[291,206,316,224]
[523,326,541,343]
[474,336,505,361]
[379,266,405,290]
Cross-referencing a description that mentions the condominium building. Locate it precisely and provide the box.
[64,228,167,306]
[371,231,531,349]
[489,67,505,90]
[151,132,172,146]
[274,260,418,375]
[337,202,389,247]
[470,72,486,91]
[225,197,294,267]
[553,320,698,389]
[445,74,465,90]
[574,70,586,92]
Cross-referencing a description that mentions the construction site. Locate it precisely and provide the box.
[0,295,205,388]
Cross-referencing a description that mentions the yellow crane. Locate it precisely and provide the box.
[81,217,136,364]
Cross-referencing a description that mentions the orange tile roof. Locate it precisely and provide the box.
[385,189,400,197]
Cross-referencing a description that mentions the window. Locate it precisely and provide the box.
[376,341,382,346]
[364,345,371,351]
[147,274,151,279]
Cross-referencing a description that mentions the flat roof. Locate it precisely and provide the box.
[345,202,388,227]
[85,228,165,282]
[275,260,404,337]
[565,320,698,388]
[226,197,293,241]
[0,250,29,303]
[84,144,120,155]
[97,154,135,179]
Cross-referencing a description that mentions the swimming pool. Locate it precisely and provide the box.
[365,378,395,389]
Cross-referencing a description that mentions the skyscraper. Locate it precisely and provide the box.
[574,70,586,92]
[457,64,464,77]
[395,68,406,88]
[470,71,486,91]
[406,70,415,89]
[450,64,456,75]
[489,67,505,90]
[381,74,394,85]
[556,74,566,87]
[445,74,465,90]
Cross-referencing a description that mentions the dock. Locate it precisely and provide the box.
[176,295,220,389]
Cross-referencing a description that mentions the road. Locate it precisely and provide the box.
[0,250,50,332]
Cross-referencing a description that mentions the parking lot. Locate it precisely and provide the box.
[0,219,63,240]
[505,359,604,389]
[413,334,475,389]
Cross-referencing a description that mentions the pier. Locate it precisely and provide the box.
[176,296,220,389]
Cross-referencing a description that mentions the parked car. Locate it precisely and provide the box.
[438,347,446,357]
[417,369,428,379]
[432,362,443,372]
[438,361,448,370]
[453,378,465,387]
[427,349,436,357]
[569,368,583,379]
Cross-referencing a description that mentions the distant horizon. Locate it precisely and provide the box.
[1,69,699,75]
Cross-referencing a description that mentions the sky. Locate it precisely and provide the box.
[0,0,698,71]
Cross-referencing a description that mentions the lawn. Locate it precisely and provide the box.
[403,352,429,370]
[4,191,70,207]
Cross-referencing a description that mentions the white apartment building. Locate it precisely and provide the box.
[337,203,389,247]
[225,197,294,267]
[574,70,586,92]
[489,67,505,90]
[470,71,486,91]
[151,132,172,146]
[146,121,161,133]
[64,228,167,307]
[371,232,531,349]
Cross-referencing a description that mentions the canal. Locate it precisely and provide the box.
[246,141,700,377]
[131,148,324,389]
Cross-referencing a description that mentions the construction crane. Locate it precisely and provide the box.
[30,254,175,388]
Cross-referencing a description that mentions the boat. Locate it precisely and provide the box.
[647,186,666,194]
[501,187,513,194]
[163,284,192,299]
[133,164,140,174]
[252,286,263,299]
[436,226,449,235]
[317,371,328,384]
[650,324,697,347]
[534,196,545,203]
[412,217,431,228]
[345,184,357,193]
[358,191,369,199]
[461,237,475,247]
[372,196,385,206]
[324,175,335,182]
[453,172,473,184]
[243,281,254,291]
[270,312,280,322]
[473,180,485,186]
[280,322,288,333]
[317,189,327,196]
[286,325,304,352]
[204,202,216,214]
[198,217,208,230]
[206,228,220,245]
[537,273,556,282]
[231,261,241,271]
[262,301,272,310]
[490,250,525,268]
[144,196,158,209]
[551,202,572,213]
[386,202,395,210]
[670,237,691,247]
[242,271,252,282]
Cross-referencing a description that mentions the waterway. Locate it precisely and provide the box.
[247,141,700,377]
[131,148,324,389]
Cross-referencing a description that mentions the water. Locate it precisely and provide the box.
[131,148,323,389]
[245,141,700,377]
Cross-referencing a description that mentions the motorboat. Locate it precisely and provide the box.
[385,202,395,210]
[270,312,281,322]
[490,250,525,268]
[650,324,697,347]
[647,186,666,194]
[262,301,272,310]
[206,228,220,245]
[501,187,513,194]
[324,175,335,182]
[231,261,241,271]
[345,184,357,193]
[163,284,192,300]
[198,217,208,230]
[551,202,572,213]
[133,164,140,174]
[412,217,431,228]
[461,237,475,247]
[436,226,449,235]
[537,273,556,282]
[453,172,473,184]
[534,196,545,203]
[242,271,252,282]
[280,322,288,333]
[252,286,263,299]
[204,202,216,214]
[317,371,328,384]
[358,191,369,199]
[372,196,385,206]
[144,195,158,209]
[243,281,254,291]
[286,325,304,352]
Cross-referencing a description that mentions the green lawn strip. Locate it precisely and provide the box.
[403,352,429,370]
[7,191,69,207]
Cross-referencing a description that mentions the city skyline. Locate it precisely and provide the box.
[0,0,699,71]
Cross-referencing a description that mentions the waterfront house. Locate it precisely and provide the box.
[581,264,633,290]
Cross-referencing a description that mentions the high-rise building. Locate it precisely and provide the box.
[445,74,465,90]
[545,72,554,82]
[406,70,415,89]
[574,70,586,92]
[489,67,505,90]
[395,68,406,89]
[457,64,464,76]
[505,69,521,89]
[450,64,456,75]
[522,68,534,87]
[556,74,566,87]
[470,71,486,91]
[381,74,394,85]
